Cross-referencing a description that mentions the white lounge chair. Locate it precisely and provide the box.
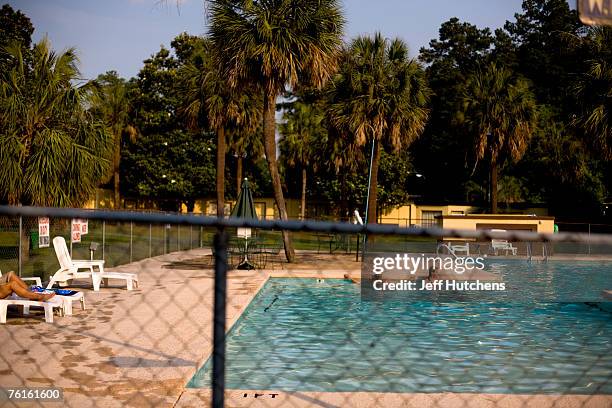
[53,291,85,316]
[0,296,64,323]
[50,236,139,291]
[448,242,470,256]
[1,269,84,317]
[490,229,518,255]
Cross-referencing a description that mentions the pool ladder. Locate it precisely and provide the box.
[527,242,549,263]
[436,243,459,258]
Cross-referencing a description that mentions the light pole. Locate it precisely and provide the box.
[361,138,377,259]
[364,139,376,225]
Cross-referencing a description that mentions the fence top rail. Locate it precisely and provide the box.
[2,205,612,245]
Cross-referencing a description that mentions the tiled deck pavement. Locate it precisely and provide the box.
[0,248,268,407]
[2,249,610,407]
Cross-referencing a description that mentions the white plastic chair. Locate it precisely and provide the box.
[50,237,139,291]
[1,268,84,317]
[448,242,470,256]
[0,296,64,323]
[490,229,518,255]
[54,291,86,316]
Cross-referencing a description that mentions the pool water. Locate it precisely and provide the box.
[189,275,612,394]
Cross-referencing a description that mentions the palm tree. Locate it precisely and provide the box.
[0,39,112,260]
[182,39,261,217]
[574,27,612,160]
[460,63,537,213]
[90,71,136,209]
[229,123,264,195]
[279,100,325,220]
[208,0,345,262]
[0,38,112,207]
[328,34,430,225]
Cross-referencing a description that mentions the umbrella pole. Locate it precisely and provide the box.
[237,237,255,270]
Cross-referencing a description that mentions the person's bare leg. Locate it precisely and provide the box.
[0,283,12,299]
[6,272,30,291]
[8,281,54,301]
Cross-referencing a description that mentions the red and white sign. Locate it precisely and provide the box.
[38,217,50,248]
[71,219,82,243]
[80,219,88,235]
[70,218,88,243]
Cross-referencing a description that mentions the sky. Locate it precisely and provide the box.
[7,0,529,80]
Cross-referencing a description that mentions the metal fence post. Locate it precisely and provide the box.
[588,223,591,256]
[18,216,22,277]
[130,222,133,263]
[102,221,106,260]
[190,226,193,250]
[212,229,228,408]
[164,225,167,254]
[177,225,181,252]
[149,223,152,258]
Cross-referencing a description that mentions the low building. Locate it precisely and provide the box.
[436,214,555,237]
[378,204,550,228]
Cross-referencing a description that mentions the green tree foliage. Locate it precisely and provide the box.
[122,131,215,212]
[504,0,582,113]
[89,71,136,208]
[503,0,608,217]
[306,148,417,220]
[328,33,430,224]
[280,99,326,219]
[460,63,537,213]
[415,2,611,219]
[414,18,497,204]
[376,150,418,212]
[228,124,264,197]
[181,35,262,216]
[121,37,216,212]
[0,4,34,70]
[0,39,112,206]
[209,0,345,261]
[574,27,612,160]
[518,107,605,216]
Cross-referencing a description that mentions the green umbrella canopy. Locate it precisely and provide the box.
[230,178,257,219]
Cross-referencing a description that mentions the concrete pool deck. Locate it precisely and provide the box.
[176,389,612,408]
[0,250,610,407]
[0,248,269,407]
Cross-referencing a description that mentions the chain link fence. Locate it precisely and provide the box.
[0,216,211,282]
[0,206,610,408]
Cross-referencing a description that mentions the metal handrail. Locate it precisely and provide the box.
[436,243,459,258]
[527,242,532,262]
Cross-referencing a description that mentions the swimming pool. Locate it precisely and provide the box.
[189,266,612,394]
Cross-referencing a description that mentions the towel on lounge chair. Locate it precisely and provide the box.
[30,286,79,297]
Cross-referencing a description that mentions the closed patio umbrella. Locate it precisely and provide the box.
[230,178,257,269]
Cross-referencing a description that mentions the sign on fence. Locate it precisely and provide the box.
[579,0,612,25]
[80,219,88,235]
[71,219,81,243]
[38,217,50,248]
[71,219,88,243]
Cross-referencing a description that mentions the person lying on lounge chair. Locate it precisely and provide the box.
[0,271,55,301]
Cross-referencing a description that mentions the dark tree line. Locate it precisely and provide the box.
[3,1,612,229]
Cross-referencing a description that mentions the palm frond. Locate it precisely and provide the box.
[0,38,112,206]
